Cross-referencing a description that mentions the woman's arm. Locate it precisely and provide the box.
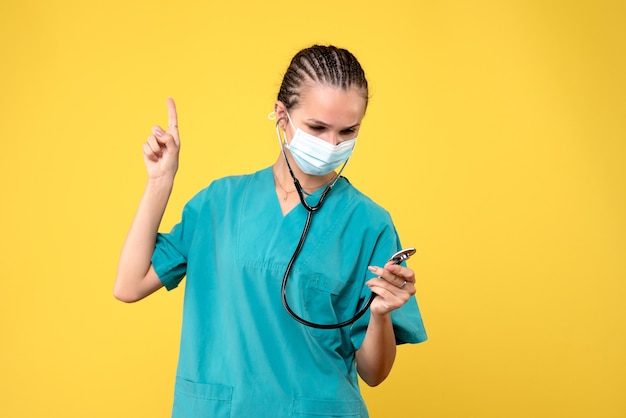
[356,263,417,386]
[113,178,173,302]
[113,98,180,303]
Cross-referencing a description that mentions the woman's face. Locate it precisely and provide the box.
[278,84,367,145]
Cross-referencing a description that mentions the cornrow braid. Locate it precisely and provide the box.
[277,45,369,110]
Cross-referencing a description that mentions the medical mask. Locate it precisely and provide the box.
[284,114,357,176]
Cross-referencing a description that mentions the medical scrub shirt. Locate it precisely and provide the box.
[152,166,427,418]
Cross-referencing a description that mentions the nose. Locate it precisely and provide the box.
[326,131,340,145]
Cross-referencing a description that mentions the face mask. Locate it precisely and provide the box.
[283,114,357,176]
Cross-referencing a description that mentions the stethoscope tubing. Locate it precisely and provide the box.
[277,120,375,329]
[280,205,377,329]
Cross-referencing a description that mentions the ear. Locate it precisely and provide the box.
[274,101,289,130]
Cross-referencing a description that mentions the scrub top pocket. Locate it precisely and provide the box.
[299,270,365,343]
[172,377,233,418]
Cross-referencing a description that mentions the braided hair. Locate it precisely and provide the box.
[277,45,369,111]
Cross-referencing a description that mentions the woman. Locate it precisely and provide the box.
[115,45,427,417]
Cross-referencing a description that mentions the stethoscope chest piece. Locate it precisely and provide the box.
[282,245,417,329]
[389,248,416,265]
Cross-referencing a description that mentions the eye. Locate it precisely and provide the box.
[340,128,356,136]
[308,125,326,131]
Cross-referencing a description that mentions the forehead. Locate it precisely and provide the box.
[293,84,367,125]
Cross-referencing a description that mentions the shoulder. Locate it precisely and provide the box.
[180,167,272,215]
[193,167,272,199]
[339,176,393,222]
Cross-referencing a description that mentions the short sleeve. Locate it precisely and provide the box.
[350,234,428,350]
[151,189,204,291]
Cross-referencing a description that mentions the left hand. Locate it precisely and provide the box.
[366,263,416,316]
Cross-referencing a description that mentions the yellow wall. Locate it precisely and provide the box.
[1,1,625,417]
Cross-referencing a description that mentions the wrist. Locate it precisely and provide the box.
[146,175,175,190]
[144,176,175,202]
[369,310,392,325]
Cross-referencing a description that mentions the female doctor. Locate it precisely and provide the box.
[114,45,426,417]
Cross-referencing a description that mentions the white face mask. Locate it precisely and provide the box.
[283,113,357,176]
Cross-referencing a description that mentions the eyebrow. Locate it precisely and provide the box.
[305,118,361,130]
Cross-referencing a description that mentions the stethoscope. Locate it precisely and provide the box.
[275,120,416,329]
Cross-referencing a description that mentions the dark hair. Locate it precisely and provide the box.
[277,45,369,110]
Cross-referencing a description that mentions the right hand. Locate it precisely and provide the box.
[142,97,180,181]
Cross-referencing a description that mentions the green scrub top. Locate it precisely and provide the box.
[152,166,427,417]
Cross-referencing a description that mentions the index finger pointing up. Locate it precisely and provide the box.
[167,97,178,128]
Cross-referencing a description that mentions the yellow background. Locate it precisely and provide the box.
[1,0,625,417]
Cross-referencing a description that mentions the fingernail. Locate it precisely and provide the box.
[368,266,377,273]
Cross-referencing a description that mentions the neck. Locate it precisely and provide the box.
[273,153,337,192]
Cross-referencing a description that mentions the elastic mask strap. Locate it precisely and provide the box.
[275,120,298,181]
[286,111,297,130]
